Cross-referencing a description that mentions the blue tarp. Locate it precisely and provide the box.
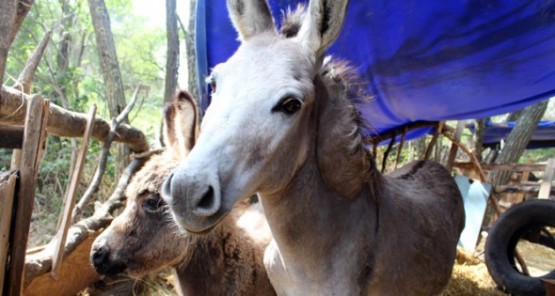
[195,0,555,138]
[480,120,555,149]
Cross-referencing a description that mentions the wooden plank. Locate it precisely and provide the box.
[34,102,50,179]
[494,184,555,194]
[453,162,547,172]
[5,95,48,296]
[513,170,530,203]
[538,158,555,199]
[0,170,18,295]
[50,105,96,279]
[10,149,21,169]
[24,234,100,296]
[0,125,24,149]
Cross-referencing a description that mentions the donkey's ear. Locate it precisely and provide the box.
[227,0,276,41]
[162,90,199,160]
[297,0,349,60]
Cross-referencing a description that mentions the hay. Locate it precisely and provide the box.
[81,249,508,295]
[79,269,177,296]
[444,249,506,296]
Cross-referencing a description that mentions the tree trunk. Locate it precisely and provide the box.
[87,0,129,177]
[473,118,487,162]
[488,100,549,186]
[483,99,549,227]
[164,0,179,103]
[57,0,73,76]
[57,0,80,175]
[506,109,523,122]
[0,0,18,84]
[185,0,199,104]
[0,0,34,85]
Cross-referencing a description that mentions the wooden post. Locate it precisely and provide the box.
[50,106,96,279]
[5,95,49,296]
[538,158,555,199]
[394,127,407,170]
[446,121,465,170]
[0,170,18,295]
[381,131,396,173]
[424,121,444,160]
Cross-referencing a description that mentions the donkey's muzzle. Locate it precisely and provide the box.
[91,245,127,276]
[161,169,226,234]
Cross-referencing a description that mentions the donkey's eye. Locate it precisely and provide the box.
[142,198,163,213]
[209,77,217,93]
[273,97,303,115]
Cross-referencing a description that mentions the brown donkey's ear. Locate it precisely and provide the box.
[163,90,200,160]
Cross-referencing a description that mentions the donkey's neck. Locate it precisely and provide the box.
[259,67,381,294]
[260,160,380,295]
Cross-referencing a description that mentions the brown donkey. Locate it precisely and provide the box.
[90,91,275,296]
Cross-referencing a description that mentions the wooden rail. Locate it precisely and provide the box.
[1,86,149,153]
[453,162,547,172]
[0,125,24,149]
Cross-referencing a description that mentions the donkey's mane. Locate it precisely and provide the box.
[320,58,373,152]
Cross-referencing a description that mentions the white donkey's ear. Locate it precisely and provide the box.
[162,90,199,160]
[297,0,349,60]
[227,0,276,41]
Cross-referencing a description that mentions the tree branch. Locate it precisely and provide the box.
[9,0,34,45]
[0,86,150,153]
[71,85,146,223]
[13,30,52,93]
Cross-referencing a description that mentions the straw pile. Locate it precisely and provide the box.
[444,248,506,296]
[82,249,507,295]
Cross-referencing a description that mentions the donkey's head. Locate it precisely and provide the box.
[91,91,199,277]
[162,0,361,234]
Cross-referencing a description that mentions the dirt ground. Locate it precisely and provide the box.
[517,239,555,277]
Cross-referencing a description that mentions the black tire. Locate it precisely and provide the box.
[485,199,555,296]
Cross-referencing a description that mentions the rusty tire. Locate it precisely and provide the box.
[485,199,555,296]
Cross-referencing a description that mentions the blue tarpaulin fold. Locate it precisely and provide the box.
[195,0,555,138]
[471,120,555,149]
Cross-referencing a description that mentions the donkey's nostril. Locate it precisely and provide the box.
[91,246,127,275]
[197,186,215,210]
[92,247,109,266]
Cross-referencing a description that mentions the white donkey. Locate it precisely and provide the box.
[162,1,465,295]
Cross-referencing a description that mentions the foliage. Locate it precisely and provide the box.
[5,0,166,247]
